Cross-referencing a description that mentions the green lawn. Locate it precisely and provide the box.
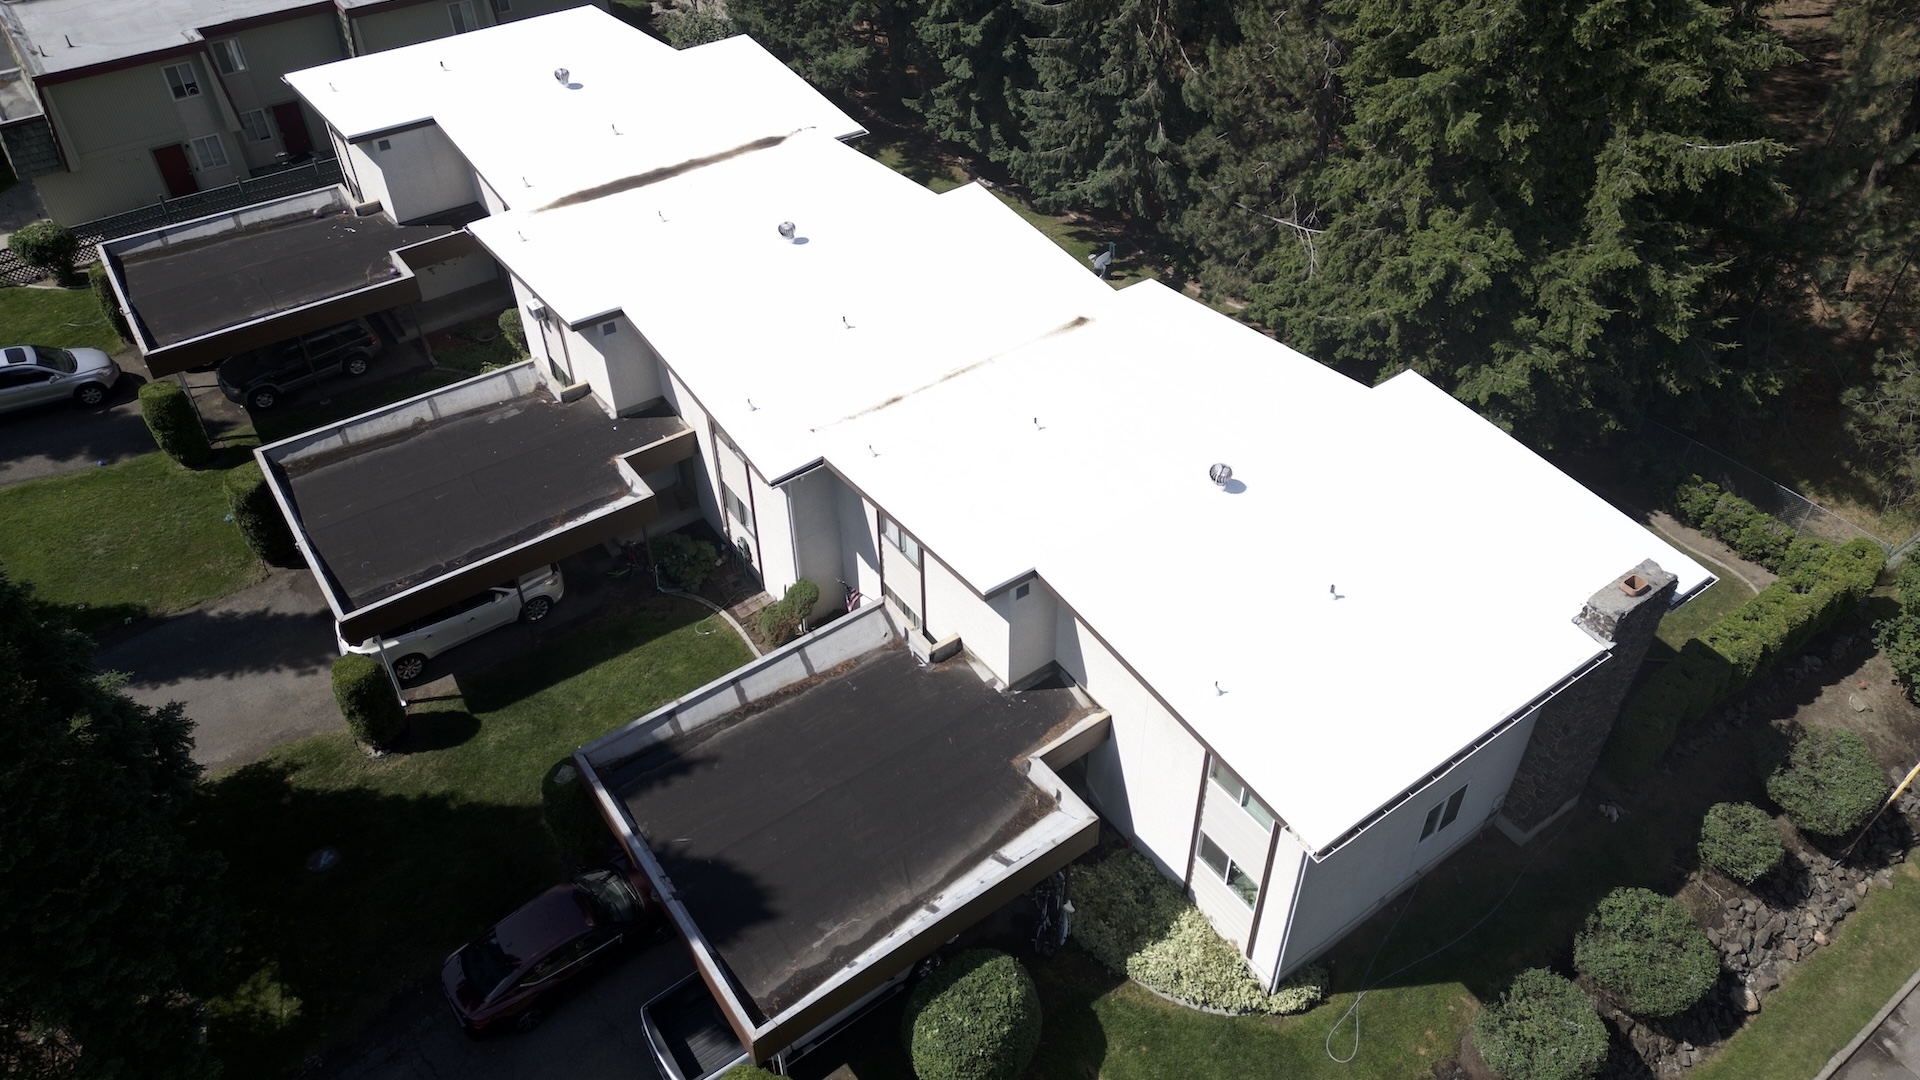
[1694,857,1920,1079]
[187,593,752,1075]
[0,452,259,633]
[0,284,125,352]
[430,313,524,374]
[1653,539,1756,655]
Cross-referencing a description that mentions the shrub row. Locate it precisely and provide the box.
[1070,849,1326,1015]
[222,461,298,566]
[330,653,407,749]
[755,578,820,645]
[900,949,1041,1080]
[1671,476,1795,571]
[1876,558,1920,700]
[87,262,132,344]
[1603,537,1884,786]
[137,380,212,467]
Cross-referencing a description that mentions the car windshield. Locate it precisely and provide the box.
[28,346,75,373]
[459,931,517,1000]
[575,870,638,925]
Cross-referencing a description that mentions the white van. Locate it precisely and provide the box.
[337,565,565,682]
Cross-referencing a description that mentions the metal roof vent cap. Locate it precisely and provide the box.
[778,221,796,240]
[1208,462,1233,488]
[553,66,570,86]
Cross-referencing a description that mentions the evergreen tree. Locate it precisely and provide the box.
[729,0,891,95]
[909,0,1033,161]
[1251,0,1794,445]
[0,570,226,1079]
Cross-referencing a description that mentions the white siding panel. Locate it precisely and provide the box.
[1004,577,1058,686]
[922,556,1009,679]
[1200,782,1272,875]
[1249,843,1308,987]
[785,469,844,622]
[354,124,477,222]
[835,483,881,609]
[1190,862,1255,949]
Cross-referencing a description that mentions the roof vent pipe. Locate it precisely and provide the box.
[778,221,796,240]
[1208,462,1233,487]
[553,67,570,86]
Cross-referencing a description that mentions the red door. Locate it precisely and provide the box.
[152,144,197,197]
[271,102,313,159]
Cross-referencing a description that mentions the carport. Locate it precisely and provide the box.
[257,361,698,644]
[574,605,1108,1065]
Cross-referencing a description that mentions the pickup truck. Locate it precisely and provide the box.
[640,967,911,1079]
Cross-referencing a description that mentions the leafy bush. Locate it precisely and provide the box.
[1672,478,1797,572]
[755,578,821,645]
[1472,968,1608,1080]
[331,653,407,749]
[542,759,612,866]
[498,307,529,360]
[718,1068,780,1080]
[1697,802,1784,884]
[658,3,735,47]
[900,949,1040,1080]
[1767,726,1888,837]
[1070,849,1328,1014]
[652,531,717,590]
[1573,887,1719,1018]
[9,220,78,278]
[1603,537,1884,786]
[222,460,297,565]
[1877,558,1920,699]
[137,380,211,467]
[87,261,132,343]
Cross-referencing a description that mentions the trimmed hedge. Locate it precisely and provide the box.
[1070,849,1327,1014]
[900,949,1041,1080]
[1472,968,1609,1080]
[653,531,717,590]
[755,578,820,645]
[8,220,77,278]
[331,653,408,749]
[1573,887,1719,1018]
[542,759,613,866]
[1697,802,1784,884]
[137,380,212,467]
[1767,726,1888,837]
[1603,537,1884,787]
[87,261,132,344]
[1876,558,1920,700]
[1672,477,1795,571]
[222,461,297,565]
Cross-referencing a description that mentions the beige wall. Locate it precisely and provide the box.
[211,14,343,168]
[351,0,497,54]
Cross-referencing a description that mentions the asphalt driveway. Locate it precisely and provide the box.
[0,368,155,487]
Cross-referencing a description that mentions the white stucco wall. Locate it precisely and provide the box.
[784,468,845,623]
[411,250,499,300]
[835,482,881,611]
[921,555,1010,680]
[658,366,725,538]
[748,464,798,599]
[349,123,476,222]
[1002,575,1058,687]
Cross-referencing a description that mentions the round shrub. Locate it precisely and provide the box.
[900,949,1041,1080]
[542,759,612,866]
[87,261,132,343]
[222,460,298,565]
[1767,726,1888,837]
[137,380,211,467]
[652,531,717,590]
[1574,888,1718,1017]
[331,653,408,749]
[1472,968,1608,1080]
[1698,802,1784,884]
[9,220,78,277]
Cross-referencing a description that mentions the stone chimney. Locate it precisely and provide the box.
[1496,560,1677,843]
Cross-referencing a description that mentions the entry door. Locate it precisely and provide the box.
[271,102,312,159]
[153,144,197,197]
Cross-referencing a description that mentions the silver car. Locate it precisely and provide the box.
[337,564,565,683]
[0,345,121,413]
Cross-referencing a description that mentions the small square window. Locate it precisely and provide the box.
[600,321,617,337]
[1419,784,1469,842]
[210,38,246,75]
[163,62,200,100]
[1014,582,1030,599]
[240,109,273,142]
[376,138,392,151]
[496,0,511,10]
[189,133,228,170]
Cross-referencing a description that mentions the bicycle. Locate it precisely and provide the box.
[1029,870,1070,956]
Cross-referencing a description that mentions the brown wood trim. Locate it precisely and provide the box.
[1183,752,1210,891]
[1242,816,1284,960]
[743,459,762,573]
[143,273,419,376]
[34,43,207,87]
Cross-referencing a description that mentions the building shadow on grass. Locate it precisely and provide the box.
[392,708,481,753]
[455,593,726,714]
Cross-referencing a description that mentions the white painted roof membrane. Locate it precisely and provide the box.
[298,13,1712,852]
[0,0,306,77]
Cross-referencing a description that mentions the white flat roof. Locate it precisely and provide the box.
[0,0,307,77]
[310,18,1712,852]
[287,7,862,207]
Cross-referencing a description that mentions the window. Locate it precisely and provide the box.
[239,109,273,142]
[209,38,246,75]
[1419,785,1469,842]
[189,134,228,170]
[448,0,478,33]
[163,62,200,99]
[1015,582,1030,599]
[882,585,921,630]
[600,321,617,337]
[1209,760,1277,831]
[722,483,752,529]
[495,0,511,10]
[1197,833,1259,908]
[375,138,392,152]
[881,517,921,568]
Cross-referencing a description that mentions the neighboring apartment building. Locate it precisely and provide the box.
[204,8,1714,1044]
[0,0,602,224]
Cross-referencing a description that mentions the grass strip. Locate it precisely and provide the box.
[0,284,124,352]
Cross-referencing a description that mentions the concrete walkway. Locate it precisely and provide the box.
[0,366,153,487]
[94,567,345,776]
[1819,966,1920,1080]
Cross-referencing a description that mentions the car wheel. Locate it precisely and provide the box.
[521,596,553,623]
[73,383,107,407]
[391,654,428,682]
[249,387,278,411]
[510,1006,545,1034]
[343,353,370,377]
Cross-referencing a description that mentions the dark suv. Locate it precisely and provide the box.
[217,319,383,410]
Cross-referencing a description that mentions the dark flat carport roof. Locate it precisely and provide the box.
[118,210,458,347]
[279,393,680,608]
[605,645,1086,1020]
